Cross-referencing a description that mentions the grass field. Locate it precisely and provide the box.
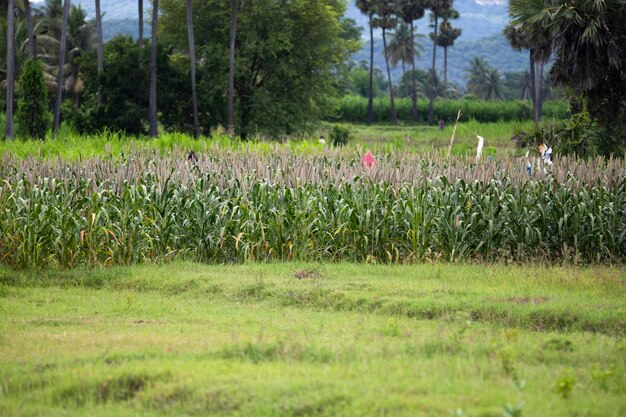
[1,263,624,417]
[0,119,537,160]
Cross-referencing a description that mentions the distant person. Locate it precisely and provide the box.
[438,120,445,130]
[187,150,198,164]
[319,135,326,145]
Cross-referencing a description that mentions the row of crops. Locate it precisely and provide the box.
[1,149,625,268]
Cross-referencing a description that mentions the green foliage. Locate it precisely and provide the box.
[1,149,625,269]
[329,124,352,146]
[15,59,50,140]
[158,0,361,138]
[333,95,568,123]
[554,371,576,400]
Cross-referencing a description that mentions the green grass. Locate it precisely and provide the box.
[0,119,535,161]
[1,263,625,416]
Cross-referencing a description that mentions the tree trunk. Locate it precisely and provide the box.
[95,0,104,106]
[138,0,144,48]
[410,19,417,122]
[24,0,35,59]
[367,14,374,125]
[402,61,407,97]
[52,0,70,136]
[427,14,438,125]
[149,0,159,137]
[187,0,199,138]
[529,51,537,124]
[444,45,448,90]
[227,0,237,133]
[382,27,397,124]
[5,0,15,139]
[537,61,544,120]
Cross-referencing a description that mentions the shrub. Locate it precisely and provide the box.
[16,59,50,140]
[329,124,352,146]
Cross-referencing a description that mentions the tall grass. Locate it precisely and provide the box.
[1,149,624,268]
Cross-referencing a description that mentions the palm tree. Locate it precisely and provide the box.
[65,5,93,108]
[227,0,237,133]
[95,0,103,106]
[398,0,425,121]
[483,68,503,100]
[5,0,15,139]
[149,0,158,137]
[435,8,460,87]
[466,56,488,98]
[503,22,549,123]
[52,0,69,135]
[387,22,424,97]
[373,0,399,124]
[138,0,143,48]
[24,0,35,58]
[426,0,452,124]
[355,0,376,124]
[186,0,199,137]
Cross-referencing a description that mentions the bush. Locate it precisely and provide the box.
[329,124,352,146]
[16,59,50,140]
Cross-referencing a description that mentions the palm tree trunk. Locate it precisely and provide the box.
[52,0,70,136]
[5,0,15,139]
[187,0,199,138]
[24,0,36,59]
[402,61,407,97]
[537,61,544,120]
[529,51,538,124]
[149,0,159,137]
[410,19,417,122]
[444,45,448,89]
[95,0,104,106]
[138,0,144,48]
[227,0,237,133]
[427,14,438,125]
[367,14,374,125]
[382,27,397,124]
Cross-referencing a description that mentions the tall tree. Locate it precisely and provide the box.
[388,22,423,97]
[426,0,452,124]
[24,0,35,58]
[503,23,549,124]
[435,7,460,88]
[227,0,237,133]
[5,0,15,139]
[95,0,103,106]
[149,0,158,137]
[373,0,399,124]
[138,0,143,48]
[52,0,70,135]
[398,0,425,121]
[355,0,375,124]
[186,0,199,137]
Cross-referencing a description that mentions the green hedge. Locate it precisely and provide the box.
[331,96,570,124]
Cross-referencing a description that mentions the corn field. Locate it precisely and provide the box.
[1,148,625,268]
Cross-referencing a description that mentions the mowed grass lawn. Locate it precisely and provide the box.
[1,263,625,417]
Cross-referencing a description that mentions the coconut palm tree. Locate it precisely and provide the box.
[373,0,399,124]
[5,0,15,139]
[355,0,376,124]
[387,22,424,97]
[398,0,425,121]
[149,0,158,137]
[426,0,452,124]
[227,0,237,133]
[95,0,103,106]
[52,0,69,135]
[503,22,549,123]
[187,0,199,137]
